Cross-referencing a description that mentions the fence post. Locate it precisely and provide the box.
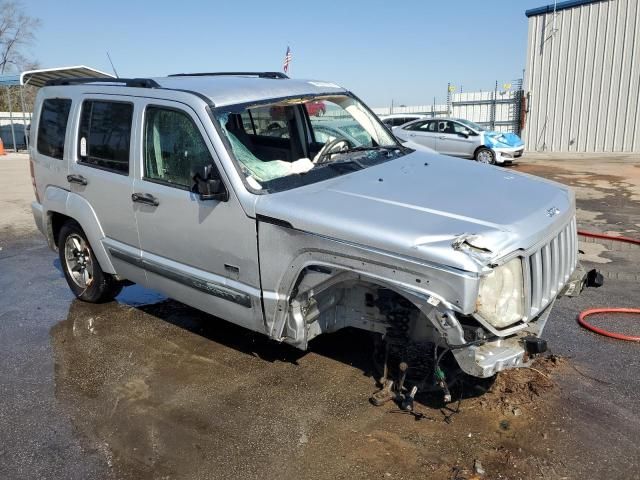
[490,80,498,131]
[19,86,29,150]
[5,87,18,152]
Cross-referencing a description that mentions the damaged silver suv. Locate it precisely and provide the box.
[30,72,586,393]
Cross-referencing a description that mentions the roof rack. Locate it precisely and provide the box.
[44,77,161,88]
[168,71,289,79]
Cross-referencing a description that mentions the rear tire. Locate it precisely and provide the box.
[475,147,495,164]
[58,220,122,303]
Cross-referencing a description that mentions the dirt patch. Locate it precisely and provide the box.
[473,355,565,414]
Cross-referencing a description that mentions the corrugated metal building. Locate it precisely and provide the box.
[523,0,640,153]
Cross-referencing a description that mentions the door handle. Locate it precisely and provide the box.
[131,193,159,206]
[67,174,88,186]
[438,135,446,139]
[409,134,416,137]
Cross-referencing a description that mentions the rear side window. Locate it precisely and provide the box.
[144,106,214,189]
[78,100,133,174]
[405,121,426,131]
[37,99,71,160]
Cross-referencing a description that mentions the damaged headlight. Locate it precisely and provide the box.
[476,258,524,328]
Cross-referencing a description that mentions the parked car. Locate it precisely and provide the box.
[379,113,427,128]
[393,117,525,165]
[305,100,326,116]
[0,123,29,150]
[29,72,587,393]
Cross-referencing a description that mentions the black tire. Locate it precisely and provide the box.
[58,220,122,303]
[475,147,496,165]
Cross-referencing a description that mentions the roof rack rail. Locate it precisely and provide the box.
[168,72,289,79]
[44,77,161,88]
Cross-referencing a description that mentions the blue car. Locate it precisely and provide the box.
[392,117,525,165]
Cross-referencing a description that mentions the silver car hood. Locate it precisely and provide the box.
[255,152,574,273]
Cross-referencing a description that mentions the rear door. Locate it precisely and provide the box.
[68,96,146,284]
[401,120,437,149]
[132,100,262,330]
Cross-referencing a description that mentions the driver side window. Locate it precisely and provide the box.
[144,106,213,189]
[451,122,469,134]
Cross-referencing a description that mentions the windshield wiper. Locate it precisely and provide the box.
[320,158,366,171]
[341,145,403,154]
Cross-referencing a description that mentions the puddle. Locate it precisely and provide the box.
[116,283,166,306]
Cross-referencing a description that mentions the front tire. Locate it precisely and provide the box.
[58,221,122,303]
[475,147,495,164]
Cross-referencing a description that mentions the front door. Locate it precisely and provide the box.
[132,100,262,330]
[435,120,477,158]
[68,96,146,285]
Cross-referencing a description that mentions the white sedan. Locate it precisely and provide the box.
[393,118,525,165]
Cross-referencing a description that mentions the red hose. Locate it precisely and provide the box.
[576,230,640,341]
[577,230,640,246]
[578,308,640,342]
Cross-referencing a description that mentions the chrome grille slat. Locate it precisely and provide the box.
[524,216,578,319]
[541,244,551,304]
[550,236,559,295]
[560,228,568,283]
[530,251,543,313]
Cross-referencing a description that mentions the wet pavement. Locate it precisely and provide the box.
[1,154,639,479]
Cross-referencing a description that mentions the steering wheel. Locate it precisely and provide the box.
[313,137,354,164]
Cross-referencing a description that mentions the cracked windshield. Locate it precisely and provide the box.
[214,95,405,192]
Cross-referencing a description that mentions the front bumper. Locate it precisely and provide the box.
[493,145,525,163]
[453,302,554,378]
[451,263,588,378]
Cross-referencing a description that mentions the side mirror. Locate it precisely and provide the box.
[192,164,228,201]
[458,129,470,138]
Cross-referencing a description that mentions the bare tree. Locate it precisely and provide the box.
[0,0,40,74]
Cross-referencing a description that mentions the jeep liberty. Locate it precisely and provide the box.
[30,72,587,397]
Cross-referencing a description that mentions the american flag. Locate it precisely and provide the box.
[283,46,292,73]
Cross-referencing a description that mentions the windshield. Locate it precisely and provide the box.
[213,94,406,193]
[456,118,486,132]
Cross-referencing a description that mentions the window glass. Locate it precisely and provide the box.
[422,121,436,132]
[248,105,290,138]
[78,101,133,173]
[37,99,71,160]
[309,100,373,146]
[240,111,255,134]
[406,121,427,131]
[144,107,213,188]
[451,122,469,134]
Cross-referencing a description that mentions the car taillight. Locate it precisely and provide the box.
[29,158,40,203]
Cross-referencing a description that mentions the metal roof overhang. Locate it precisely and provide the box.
[525,0,608,17]
[19,65,114,88]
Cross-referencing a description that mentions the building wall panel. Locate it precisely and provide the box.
[524,0,640,152]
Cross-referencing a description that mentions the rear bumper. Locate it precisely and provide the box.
[31,201,45,236]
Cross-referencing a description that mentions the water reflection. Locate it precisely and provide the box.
[50,294,377,479]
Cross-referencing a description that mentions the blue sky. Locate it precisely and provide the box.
[26,0,545,106]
